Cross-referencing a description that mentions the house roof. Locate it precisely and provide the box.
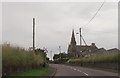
[95,48,107,52]
[107,48,120,53]
[76,45,98,53]
[93,48,109,55]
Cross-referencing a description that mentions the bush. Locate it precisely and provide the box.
[54,58,69,64]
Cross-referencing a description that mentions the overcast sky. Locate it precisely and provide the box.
[2,2,118,59]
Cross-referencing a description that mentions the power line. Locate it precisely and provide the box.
[82,1,105,28]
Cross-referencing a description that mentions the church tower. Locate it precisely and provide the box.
[70,29,76,46]
[68,29,78,57]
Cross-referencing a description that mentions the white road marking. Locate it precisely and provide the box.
[77,69,81,72]
[82,72,89,76]
[69,66,89,76]
[73,68,77,71]
[70,67,72,68]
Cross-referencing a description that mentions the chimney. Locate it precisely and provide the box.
[91,43,95,46]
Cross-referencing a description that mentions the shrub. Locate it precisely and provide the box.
[54,58,69,64]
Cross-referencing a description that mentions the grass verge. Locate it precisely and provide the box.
[83,66,119,73]
[12,67,50,76]
[66,64,119,73]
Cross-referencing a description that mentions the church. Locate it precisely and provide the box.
[67,29,98,57]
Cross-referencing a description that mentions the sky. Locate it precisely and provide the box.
[1,1,118,59]
[0,2,2,44]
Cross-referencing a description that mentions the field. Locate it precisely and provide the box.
[2,43,47,76]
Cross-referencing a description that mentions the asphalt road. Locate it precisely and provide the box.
[49,64,118,76]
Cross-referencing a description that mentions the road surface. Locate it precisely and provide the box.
[49,64,118,76]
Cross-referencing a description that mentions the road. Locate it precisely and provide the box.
[49,64,118,77]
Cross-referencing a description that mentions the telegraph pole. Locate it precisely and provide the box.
[51,51,52,61]
[33,18,35,53]
[59,46,61,63]
[77,28,88,57]
[79,28,82,57]
[59,46,61,58]
[80,28,82,46]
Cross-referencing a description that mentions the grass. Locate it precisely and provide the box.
[68,52,119,64]
[67,52,119,73]
[12,67,50,76]
[83,65,119,73]
[2,43,46,76]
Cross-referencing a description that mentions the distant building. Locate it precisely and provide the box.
[92,48,108,56]
[107,48,120,54]
[67,29,98,57]
[67,29,120,57]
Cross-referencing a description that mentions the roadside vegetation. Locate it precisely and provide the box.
[53,52,119,64]
[53,53,74,64]
[12,67,49,76]
[68,52,119,64]
[68,52,120,72]
[2,43,49,76]
[54,58,69,64]
[53,52,119,72]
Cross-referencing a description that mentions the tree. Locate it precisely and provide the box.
[59,53,67,58]
[67,53,74,58]
[53,54,59,60]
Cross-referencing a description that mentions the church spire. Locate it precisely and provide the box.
[70,29,76,45]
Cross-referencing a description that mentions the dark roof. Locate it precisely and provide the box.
[76,45,98,53]
[95,48,107,52]
[107,48,120,53]
[93,48,108,55]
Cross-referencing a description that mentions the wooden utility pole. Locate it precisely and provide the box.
[59,46,61,58]
[33,18,35,52]
[79,28,82,57]
[59,46,61,63]
[80,28,82,46]
[51,51,52,61]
